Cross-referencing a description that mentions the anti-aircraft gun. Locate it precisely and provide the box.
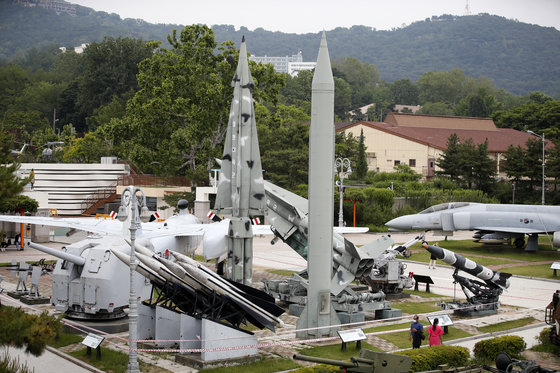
[422,243,512,317]
[363,236,419,295]
[262,181,417,320]
[293,349,412,373]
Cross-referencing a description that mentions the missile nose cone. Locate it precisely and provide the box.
[312,31,334,90]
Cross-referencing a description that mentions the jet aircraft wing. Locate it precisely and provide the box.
[473,226,545,234]
[0,215,123,236]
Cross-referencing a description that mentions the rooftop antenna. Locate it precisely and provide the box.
[464,0,471,15]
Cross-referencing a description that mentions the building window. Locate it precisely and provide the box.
[409,159,416,167]
[394,160,400,166]
[430,161,434,168]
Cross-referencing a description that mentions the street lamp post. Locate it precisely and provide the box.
[335,157,352,228]
[117,186,150,373]
[527,130,546,205]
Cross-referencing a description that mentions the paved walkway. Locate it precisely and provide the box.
[2,231,560,371]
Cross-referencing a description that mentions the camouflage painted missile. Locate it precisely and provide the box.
[422,242,511,289]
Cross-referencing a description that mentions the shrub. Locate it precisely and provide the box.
[473,335,526,363]
[0,306,62,356]
[398,345,470,372]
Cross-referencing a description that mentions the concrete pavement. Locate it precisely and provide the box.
[1,229,559,371]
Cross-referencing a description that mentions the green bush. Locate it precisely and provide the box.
[0,306,62,356]
[398,345,470,372]
[473,335,526,363]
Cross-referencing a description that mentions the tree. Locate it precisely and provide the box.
[0,64,30,114]
[76,36,154,130]
[389,78,419,105]
[472,139,497,193]
[501,144,528,189]
[453,87,503,117]
[103,25,284,181]
[355,128,368,180]
[417,102,453,115]
[418,69,467,105]
[257,103,310,190]
[436,134,462,181]
[492,97,560,141]
[0,128,37,213]
[436,134,496,191]
[62,131,111,163]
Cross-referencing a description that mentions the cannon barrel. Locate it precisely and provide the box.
[293,354,355,368]
[422,243,510,289]
[28,242,86,266]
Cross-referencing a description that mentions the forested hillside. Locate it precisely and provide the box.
[1,1,559,96]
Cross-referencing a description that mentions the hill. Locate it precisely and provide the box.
[1,1,559,96]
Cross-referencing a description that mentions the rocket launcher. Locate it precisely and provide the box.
[264,181,376,295]
[422,242,511,289]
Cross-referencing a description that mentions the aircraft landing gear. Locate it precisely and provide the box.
[514,237,525,249]
[525,234,539,252]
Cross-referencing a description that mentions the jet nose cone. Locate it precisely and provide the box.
[385,215,414,231]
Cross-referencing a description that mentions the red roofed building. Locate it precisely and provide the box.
[336,112,543,179]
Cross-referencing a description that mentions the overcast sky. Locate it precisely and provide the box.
[69,0,560,34]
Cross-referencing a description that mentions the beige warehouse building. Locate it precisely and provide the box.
[336,112,538,179]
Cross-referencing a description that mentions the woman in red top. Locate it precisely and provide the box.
[427,317,444,346]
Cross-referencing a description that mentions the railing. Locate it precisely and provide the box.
[117,175,191,187]
[81,182,118,216]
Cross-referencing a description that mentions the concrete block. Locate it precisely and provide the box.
[180,314,202,351]
[289,303,305,316]
[155,306,181,347]
[376,308,402,319]
[337,312,365,324]
[137,304,155,341]
[201,319,257,361]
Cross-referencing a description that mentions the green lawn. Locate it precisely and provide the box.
[394,301,443,315]
[504,264,560,279]
[200,358,300,373]
[298,341,382,360]
[402,289,450,298]
[378,326,473,349]
[48,332,84,348]
[477,317,536,333]
[266,269,298,276]
[69,346,170,373]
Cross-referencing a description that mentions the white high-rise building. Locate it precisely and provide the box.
[249,51,316,76]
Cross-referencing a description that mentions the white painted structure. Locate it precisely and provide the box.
[18,159,130,215]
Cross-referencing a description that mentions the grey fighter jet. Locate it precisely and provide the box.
[385,202,560,251]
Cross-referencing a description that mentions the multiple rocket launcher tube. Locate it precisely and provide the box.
[110,241,284,332]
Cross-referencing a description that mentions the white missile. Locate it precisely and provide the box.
[166,253,284,328]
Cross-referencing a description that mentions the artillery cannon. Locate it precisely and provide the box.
[483,352,557,373]
[293,349,412,373]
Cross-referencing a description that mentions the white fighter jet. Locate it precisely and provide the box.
[385,202,560,251]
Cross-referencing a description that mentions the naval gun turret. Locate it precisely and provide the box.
[422,242,511,316]
[29,239,151,320]
[262,181,416,319]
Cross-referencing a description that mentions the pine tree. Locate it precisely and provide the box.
[355,128,368,180]
[436,133,462,182]
[0,128,37,212]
